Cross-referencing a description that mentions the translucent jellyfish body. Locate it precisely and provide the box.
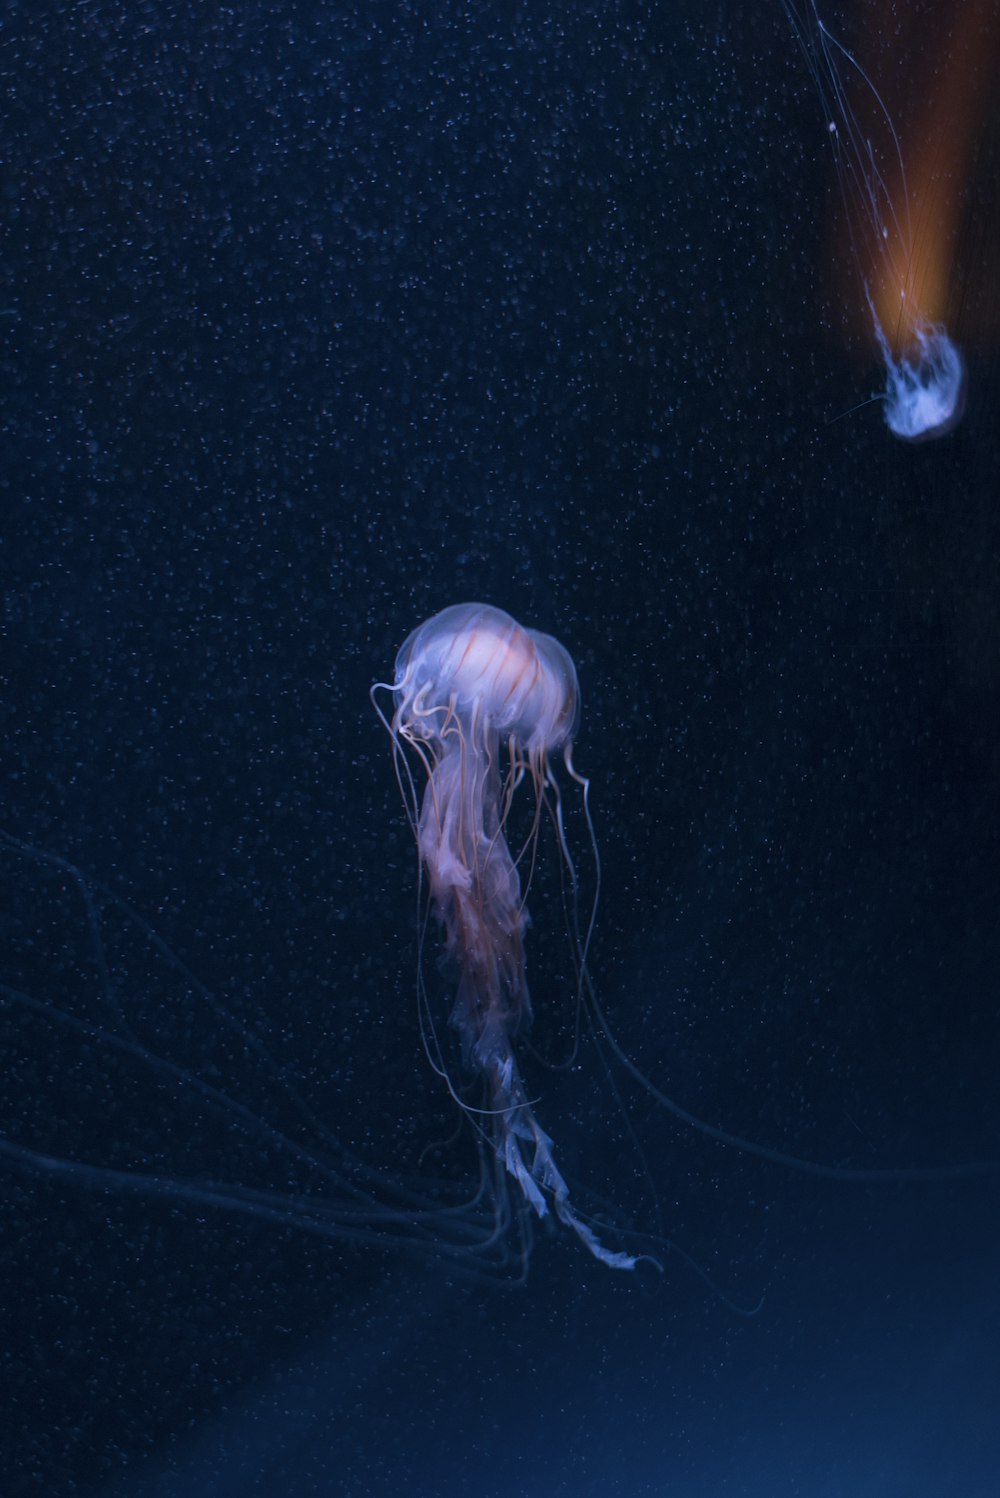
[381,603,638,1270]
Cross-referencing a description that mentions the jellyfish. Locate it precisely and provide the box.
[783,0,967,440]
[375,603,638,1271]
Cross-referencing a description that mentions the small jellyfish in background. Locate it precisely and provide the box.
[376,603,638,1271]
[782,0,983,440]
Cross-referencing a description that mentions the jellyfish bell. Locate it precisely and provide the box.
[783,0,968,440]
[868,293,966,442]
[393,602,581,755]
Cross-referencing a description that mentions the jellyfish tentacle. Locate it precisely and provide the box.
[485,1043,639,1272]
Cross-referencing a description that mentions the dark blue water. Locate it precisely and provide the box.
[3,2,999,1494]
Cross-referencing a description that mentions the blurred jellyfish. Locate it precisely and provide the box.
[783,0,966,439]
[375,603,638,1271]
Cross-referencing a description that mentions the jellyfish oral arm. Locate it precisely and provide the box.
[421,748,638,1268]
[419,743,529,1066]
[490,1050,639,1272]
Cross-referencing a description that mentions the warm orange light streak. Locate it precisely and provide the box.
[868,0,999,357]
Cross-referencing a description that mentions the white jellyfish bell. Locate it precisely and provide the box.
[866,286,965,442]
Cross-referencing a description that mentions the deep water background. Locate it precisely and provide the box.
[2,2,999,1495]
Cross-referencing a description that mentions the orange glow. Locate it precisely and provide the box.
[867,0,1000,356]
